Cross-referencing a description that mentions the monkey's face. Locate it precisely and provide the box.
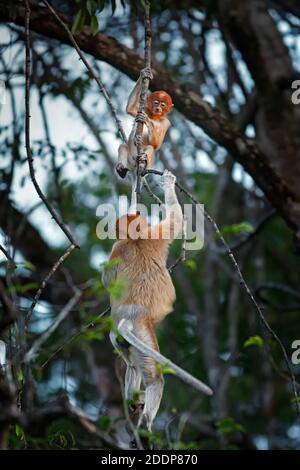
[116,214,148,240]
[147,91,174,119]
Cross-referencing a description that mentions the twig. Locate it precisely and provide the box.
[255,282,300,312]
[39,90,63,213]
[63,398,125,449]
[134,0,152,205]
[0,243,16,268]
[230,208,277,252]
[118,320,213,396]
[0,280,18,333]
[42,0,126,143]
[24,286,82,363]
[39,307,111,369]
[144,169,300,418]
[0,395,123,449]
[143,176,163,205]
[24,1,78,248]
[25,244,76,326]
[168,215,187,272]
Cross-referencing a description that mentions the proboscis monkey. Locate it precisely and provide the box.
[102,170,182,431]
[116,68,174,179]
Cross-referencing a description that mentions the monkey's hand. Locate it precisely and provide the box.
[161,169,176,188]
[116,163,129,179]
[135,110,149,125]
[140,67,153,80]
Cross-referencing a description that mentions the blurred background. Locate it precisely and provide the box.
[0,0,300,450]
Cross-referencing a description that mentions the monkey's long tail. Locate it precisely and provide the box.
[118,319,213,396]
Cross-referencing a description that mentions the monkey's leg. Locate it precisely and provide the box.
[128,181,138,215]
[116,144,130,178]
[124,348,143,406]
[143,145,155,170]
[110,331,143,407]
[133,319,164,432]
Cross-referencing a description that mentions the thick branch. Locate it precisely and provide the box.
[1,1,299,235]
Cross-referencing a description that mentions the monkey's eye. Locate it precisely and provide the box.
[161,102,166,107]
[153,100,159,105]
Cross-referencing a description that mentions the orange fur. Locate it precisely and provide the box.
[105,170,182,432]
[116,79,174,177]
[109,214,175,325]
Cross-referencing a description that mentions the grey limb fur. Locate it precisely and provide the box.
[118,319,213,397]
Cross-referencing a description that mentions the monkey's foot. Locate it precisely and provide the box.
[116,163,129,179]
[129,401,144,415]
[141,67,153,80]
[133,134,144,147]
[137,153,148,169]
[129,436,152,450]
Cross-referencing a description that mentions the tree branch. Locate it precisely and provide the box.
[133,0,152,205]
[25,244,77,326]
[24,286,81,363]
[42,0,126,143]
[24,1,78,248]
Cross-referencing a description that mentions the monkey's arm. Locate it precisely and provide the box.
[126,76,143,116]
[126,68,153,117]
[101,245,120,288]
[151,170,183,240]
[101,267,115,289]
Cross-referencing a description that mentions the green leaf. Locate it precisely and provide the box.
[172,441,199,450]
[90,15,99,35]
[98,415,111,431]
[87,0,95,15]
[184,259,197,270]
[71,9,86,34]
[138,429,163,446]
[223,444,240,450]
[243,335,263,348]
[110,0,116,15]
[217,417,246,435]
[15,424,23,437]
[220,222,254,237]
[156,363,176,375]
[16,366,24,386]
[291,397,300,404]
[84,330,104,341]
[103,257,122,272]
[9,282,38,294]
[107,279,126,300]
[20,260,36,272]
